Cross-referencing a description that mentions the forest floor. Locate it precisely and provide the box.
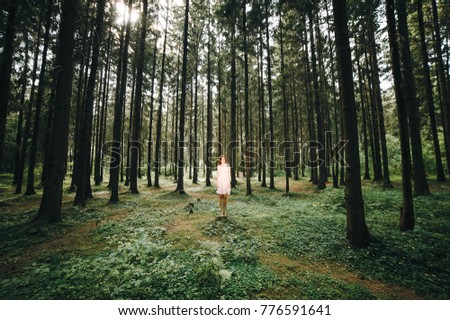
[0,172,449,299]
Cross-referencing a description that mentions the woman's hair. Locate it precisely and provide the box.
[218,155,227,165]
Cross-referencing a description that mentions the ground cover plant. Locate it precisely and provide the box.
[1,173,449,299]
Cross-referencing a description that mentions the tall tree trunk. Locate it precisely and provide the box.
[74,0,106,206]
[243,0,252,195]
[417,0,445,181]
[259,27,267,188]
[355,38,370,180]
[325,0,340,188]
[280,7,290,193]
[193,60,199,184]
[0,0,21,165]
[25,0,53,195]
[35,0,79,222]
[206,7,213,187]
[265,0,275,189]
[15,14,44,194]
[95,28,112,186]
[70,0,93,192]
[147,36,158,187]
[431,0,450,176]
[155,11,169,188]
[310,6,326,189]
[397,0,430,196]
[175,0,190,194]
[364,46,382,182]
[332,0,370,247]
[14,31,29,185]
[385,0,415,231]
[367,9,392,188]
[230,13,238,188]
[130,0,148,194]
[110,0,133,203]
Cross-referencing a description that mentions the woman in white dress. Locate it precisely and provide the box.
[216,155,231,218]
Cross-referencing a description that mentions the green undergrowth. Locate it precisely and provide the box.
[0,174,449,299]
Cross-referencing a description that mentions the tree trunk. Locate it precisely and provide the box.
[175,0,190,194]
[147,36,158,187]
[230,16,238,188]
[332,0,370,247]
[309,7,326,190]
[265,0,275,189]
[396,0,430,196]
[206,7,213,187]
[243,0,252,196]
[417,0,445,182]
[95,28,112,186]
[0,0,21,165]
[130,0,148,194]
[74,0,106,206]
[14,30,29,185]
[15,14,44,194]
[280,7,290,193]
[431,0,450,176]
[355,38,370,180]
[259,27,267,188]
[155,11,169,188]
[25,0,53,195]
[110,0,133,203]
[35,0,79,222]
[385,0,415,231]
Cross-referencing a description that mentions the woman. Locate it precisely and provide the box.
[216,155,231,218]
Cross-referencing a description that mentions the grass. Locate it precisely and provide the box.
[0,172,449,299]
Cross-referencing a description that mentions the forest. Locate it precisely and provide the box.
[0,0,449,299]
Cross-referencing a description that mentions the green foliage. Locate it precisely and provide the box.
[0,175,449,299]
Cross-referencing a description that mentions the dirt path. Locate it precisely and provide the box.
[168,211,423,300]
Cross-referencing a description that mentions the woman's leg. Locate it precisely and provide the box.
[219,195,224,216]
[223,195,228,217]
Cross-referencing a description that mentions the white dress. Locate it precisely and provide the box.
[216,164,231,195]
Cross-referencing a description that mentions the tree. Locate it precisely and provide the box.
[243,0,252,196]
[154,7,169,188]
[385,0,414,231]
[0,0,21,165]
[417,0,445,182]
[35,0,80,222]
[130,0,149,194]
[396,0,430,196]
[15,12,44,194]
[431,0,450,176]
[309,5,326,190]
[332,0,370,247]
[279,5,290,193]
[110,0,133,203]
[265,0,275,189]
[74,0,106,206]
[25,0,53,195]
[175,0,190,194]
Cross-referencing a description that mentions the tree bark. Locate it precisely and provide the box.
[265,0,275,189]
[25,0,53,195]
[431,0,450,176]
[175,0,190,194]
[0,0,21,165]
[417,0,445,181]
[36,0,79,222]
[155,10,169,188]
[332,0,370,247]
[396,0,430,196]
[385,0,415,231]
[110,0,133,203]
[74,0,106,206]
